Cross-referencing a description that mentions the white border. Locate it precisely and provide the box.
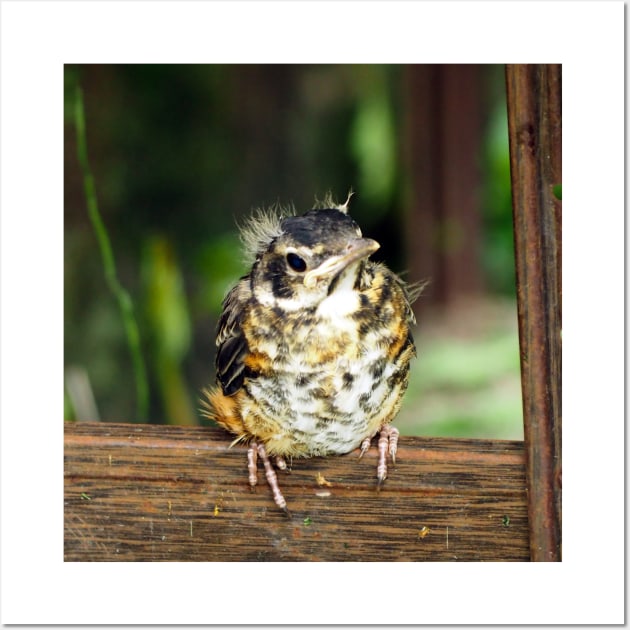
[0,0,624,624]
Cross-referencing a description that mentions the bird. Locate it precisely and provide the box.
[202,192,420,515]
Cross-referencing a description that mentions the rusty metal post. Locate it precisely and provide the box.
[505,64,562,561]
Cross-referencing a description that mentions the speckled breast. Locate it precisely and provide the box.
[237,279,415,457]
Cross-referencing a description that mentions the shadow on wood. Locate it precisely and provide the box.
[65,422,528,561]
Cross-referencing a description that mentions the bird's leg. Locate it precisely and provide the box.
[386,425,399,465]
[257,443,290,516]
[246,442,290,515]
[358,436,372,459]
[358,425,400,488]
[376,425,399,489]
[247,442,259,489]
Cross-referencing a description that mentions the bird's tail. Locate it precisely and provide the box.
[200,386,248,441]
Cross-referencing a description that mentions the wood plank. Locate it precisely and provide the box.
[506,64,562,561]
[65,422,528,561]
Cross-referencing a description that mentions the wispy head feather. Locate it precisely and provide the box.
[238,203,294,264]
[313,188,355,214]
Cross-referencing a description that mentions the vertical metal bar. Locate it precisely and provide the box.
[505,64,562,561]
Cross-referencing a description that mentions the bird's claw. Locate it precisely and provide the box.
[247,441,290,515]
[358,436,371,460]
[376,425,399,485]
[361,425,399,488]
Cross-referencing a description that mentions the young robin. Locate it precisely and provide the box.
[202,193,420,515]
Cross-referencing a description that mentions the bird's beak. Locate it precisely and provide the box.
[304,238,380,288]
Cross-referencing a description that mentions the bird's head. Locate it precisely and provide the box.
[242,198,379,311]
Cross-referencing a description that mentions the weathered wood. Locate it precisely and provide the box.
[506,64,562,561]
[65,422,528,561]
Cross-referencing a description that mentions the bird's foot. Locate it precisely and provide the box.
[376,425,399,489]
[358,425,399,489]
[247,441,290,516]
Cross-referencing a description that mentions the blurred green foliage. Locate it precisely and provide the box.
[397,303,523,440]
[194,232,246,317]
[480,85,517,295]
[72,78,149,420]
[350,67,398,210]
[141,236,197,425]
[64,64,520,437]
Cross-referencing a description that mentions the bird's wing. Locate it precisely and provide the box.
[400,277,429,327]
[215,276,252,396]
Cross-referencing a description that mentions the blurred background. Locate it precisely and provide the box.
[64,64,523,439]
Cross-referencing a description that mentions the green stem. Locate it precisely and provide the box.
[74,84,149,420]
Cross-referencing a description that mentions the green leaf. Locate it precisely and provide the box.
[552,184,562,200]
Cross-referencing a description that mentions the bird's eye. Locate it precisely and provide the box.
[286,252,307,272]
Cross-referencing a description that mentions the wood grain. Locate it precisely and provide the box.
[65,422,528,561]
[506,64,562,561]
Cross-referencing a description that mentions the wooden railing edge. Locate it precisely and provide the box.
[64,421,529,561]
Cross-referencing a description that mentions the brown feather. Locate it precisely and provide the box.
[200,386,247,437]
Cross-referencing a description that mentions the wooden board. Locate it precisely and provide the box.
[506,63,562,561]
[64,422,528,561]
